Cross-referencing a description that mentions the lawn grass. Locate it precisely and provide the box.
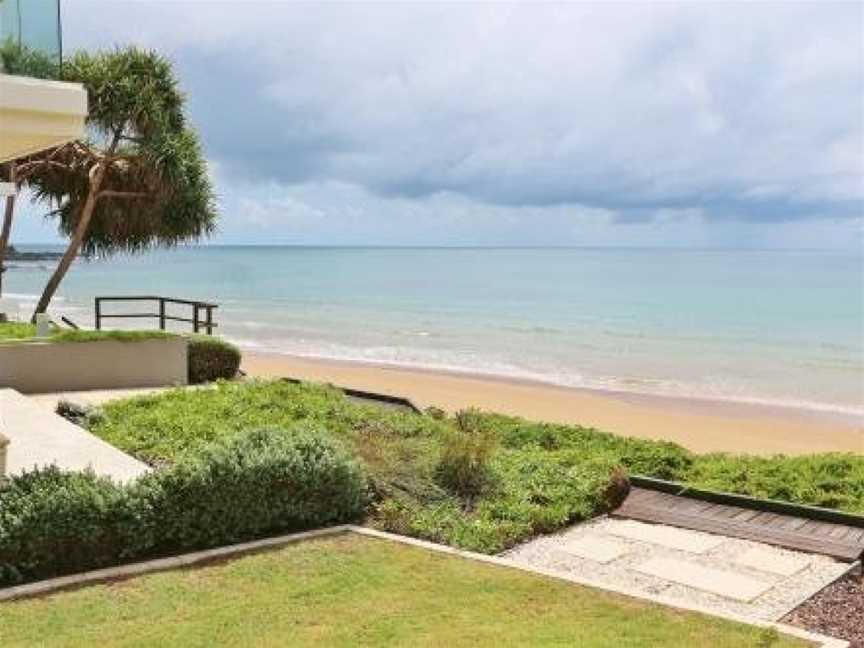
[0,534,802,648]
[86,380,864,555]
[0,322,175,344]
[0,322,37,340]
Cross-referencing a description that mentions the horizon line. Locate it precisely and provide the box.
[10,242,862,253]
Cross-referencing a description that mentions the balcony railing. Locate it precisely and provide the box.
[0,0,62,73]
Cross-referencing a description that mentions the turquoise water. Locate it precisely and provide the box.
[4,246,863,415]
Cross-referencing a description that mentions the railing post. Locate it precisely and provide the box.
[205,306,213,335]
[192,304,200,333]
[94,298,101,330]
[158,298,166,330]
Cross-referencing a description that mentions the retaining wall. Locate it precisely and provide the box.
[0,338,188,393]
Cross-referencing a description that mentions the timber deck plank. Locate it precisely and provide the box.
[613,487,864,562]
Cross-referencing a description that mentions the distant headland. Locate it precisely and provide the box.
[3,245,64,262]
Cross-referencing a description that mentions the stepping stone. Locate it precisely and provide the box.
[636,558,773,602]
[606,520,724,554]
[560,536,628,564]
[733,547,811,577]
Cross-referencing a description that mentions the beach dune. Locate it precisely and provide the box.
[243,352,863,457]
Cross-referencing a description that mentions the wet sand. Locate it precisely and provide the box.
[243,352,863,456]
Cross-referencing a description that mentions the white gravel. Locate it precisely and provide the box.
[501,516,850,621]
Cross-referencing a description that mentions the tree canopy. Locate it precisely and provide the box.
[21,47,217,257]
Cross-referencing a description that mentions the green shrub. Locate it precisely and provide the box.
[0,429,367,587]
[137,428,368,552]
[435,409,498,498]
[0,468,135,585]
[187,336,241,383]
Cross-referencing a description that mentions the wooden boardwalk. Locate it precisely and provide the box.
[613,486,864,562]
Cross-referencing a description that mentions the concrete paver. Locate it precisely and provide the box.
[606,519,724,553]
[733,547,811,577]
[636,557,773,602]
[560,535,629,563]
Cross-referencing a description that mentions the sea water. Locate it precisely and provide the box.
[4,246,862,416]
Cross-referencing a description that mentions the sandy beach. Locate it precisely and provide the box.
[243,352,863,456]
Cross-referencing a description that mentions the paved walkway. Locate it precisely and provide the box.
[502,516,851,622]
[0,388,148,482]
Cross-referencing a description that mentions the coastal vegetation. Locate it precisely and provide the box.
[187,336,242,384]
[1,378,859,586]
[12,47,217,320]
[84,380,864,553]
[0,534,801,648]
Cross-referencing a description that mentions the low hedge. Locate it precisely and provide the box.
[0,429,367,586]
[187,336,242,383]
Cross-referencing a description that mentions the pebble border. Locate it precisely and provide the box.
[0,524,850,648]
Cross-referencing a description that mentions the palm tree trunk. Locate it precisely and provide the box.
[0,163,16,299]
[31,162,109,322]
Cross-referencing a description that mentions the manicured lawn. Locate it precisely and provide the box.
[0,534,802,648]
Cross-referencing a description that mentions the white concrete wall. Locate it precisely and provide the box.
[0,338,188,394]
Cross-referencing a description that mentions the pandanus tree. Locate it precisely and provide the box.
[17,47,217,320]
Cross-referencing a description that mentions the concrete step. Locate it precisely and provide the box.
[0,388,148,483]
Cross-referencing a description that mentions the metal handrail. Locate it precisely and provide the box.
[95,296,218,335]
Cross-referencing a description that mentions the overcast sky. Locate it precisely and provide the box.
[15,1,864,248]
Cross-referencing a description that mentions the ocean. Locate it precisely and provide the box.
[3,246,862,416]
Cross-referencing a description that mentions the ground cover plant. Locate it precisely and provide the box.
[0,534,803,648]
[86,380,864,556]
